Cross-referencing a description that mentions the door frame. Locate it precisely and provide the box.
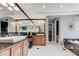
[54,18,60,43]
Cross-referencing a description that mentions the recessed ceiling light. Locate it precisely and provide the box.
[43,5,45,8]
[14,6,19,11]
[60,4,63,7]
[7,7,13,11]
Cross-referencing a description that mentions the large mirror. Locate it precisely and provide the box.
[16,20,45,33]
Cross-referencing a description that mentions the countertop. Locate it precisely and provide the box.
[0,36,27,43]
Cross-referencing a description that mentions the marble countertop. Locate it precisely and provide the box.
[0,36,27,43]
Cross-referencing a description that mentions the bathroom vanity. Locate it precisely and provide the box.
[0,36,28,56]
[34,33,46,46]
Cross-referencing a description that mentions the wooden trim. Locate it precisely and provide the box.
[14,3,46,26]
[14,3,30,19]
[16,19,45,21]
[14,3,34,24]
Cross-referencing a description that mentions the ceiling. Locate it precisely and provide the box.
[0,3,79,19]
[0,3,28,19]
[18,3,79,19]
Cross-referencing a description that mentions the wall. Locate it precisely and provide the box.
[45,17,49,44]
[8,21,16,32]
[0,21,1,34]
[38,25,44,32]
[0,19,16,33]
[60,15,79,42]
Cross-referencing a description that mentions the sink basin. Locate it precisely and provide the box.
[0,36,27,43]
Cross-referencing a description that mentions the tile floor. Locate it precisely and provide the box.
[27,42,76,56]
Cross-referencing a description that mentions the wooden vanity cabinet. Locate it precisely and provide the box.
[34,35,46,46]
[0,48,10,56]
[11,39,28,56]
[41,36,46,46]
[0,39,28,56]
[34,35,41,45]
[11,42,22,56]
[22,39,28,56]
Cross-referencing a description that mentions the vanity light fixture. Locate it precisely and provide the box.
[1,3,8,7]
[60,4,63,7]
[1,3,19,11]
[8,3,15,7]
[7,7,13,11]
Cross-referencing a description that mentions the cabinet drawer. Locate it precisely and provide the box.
[22,39,28,56]
[11,42,22,56]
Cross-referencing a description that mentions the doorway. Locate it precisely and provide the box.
[47,17,60,44]
[53,18,59,43]
[56,20,59,43]
[48,20,53,42]
[48,30,52,41]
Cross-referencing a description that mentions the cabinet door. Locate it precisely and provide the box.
[22,39,28,56]
[34,36,38,45]
[34,35,46,46]
[34,36,41,45]
[41,36,46,46]
[0,49,10,56]
[11,42,22,56]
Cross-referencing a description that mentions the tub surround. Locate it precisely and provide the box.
[64,39,79,56]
